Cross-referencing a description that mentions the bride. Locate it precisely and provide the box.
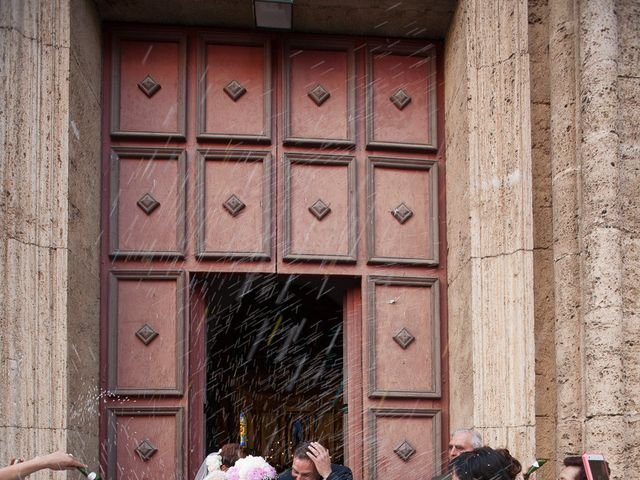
[194,444,276,480]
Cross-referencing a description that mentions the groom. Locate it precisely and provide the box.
[278,441,352,480]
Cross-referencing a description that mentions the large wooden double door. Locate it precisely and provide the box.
[101,25,447,480]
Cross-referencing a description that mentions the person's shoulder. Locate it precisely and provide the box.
[329,464,352,479]
[331,464,351,473]
[277,469,294,480]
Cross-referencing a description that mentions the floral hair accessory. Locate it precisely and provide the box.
[204,452,228,480]
[226,455,276,480]
[206,451,223,472]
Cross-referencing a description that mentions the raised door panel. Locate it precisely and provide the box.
[108,271,185,395]
[367,156,438,265]
[197,150,271,260]
[111,32,186,138]
[107,407,183,480]
[367,409,441,480]
[283,41,355,146]
[368,276,440,398]
[110,147,186,258]
[198,35,271,143]
[283,153,357,263]
[366,43,437,151]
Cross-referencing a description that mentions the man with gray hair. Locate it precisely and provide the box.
[432,428,483,480]
[447,428,482,460]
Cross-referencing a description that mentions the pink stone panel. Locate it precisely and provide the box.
[118,158,179,253]
[116,279,178,390]
[113,412,180,480]
[373,414,437,479]
[203,160,265,254]
[374,284,434,393]
[370,53,433,146]
[119,40,181,134]
[289,49,349,141]
[373,167,432,260]
[289,163,350,257]
[203,44,266,137]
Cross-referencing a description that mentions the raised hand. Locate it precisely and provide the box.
[306,442,332,479]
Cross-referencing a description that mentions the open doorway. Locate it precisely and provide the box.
[201,273,357,471]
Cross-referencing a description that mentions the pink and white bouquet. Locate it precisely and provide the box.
[226,455,276,480]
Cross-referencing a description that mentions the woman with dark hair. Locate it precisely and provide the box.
[449,447,522,480]
[219,443,245,470]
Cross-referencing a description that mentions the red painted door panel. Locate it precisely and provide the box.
[111,32,187,138]
[198,34,271,142]
[283,40,355,146]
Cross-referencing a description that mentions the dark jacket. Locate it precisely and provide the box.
[278,464,353,480]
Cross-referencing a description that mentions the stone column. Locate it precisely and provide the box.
[548,1,639,477]
[0,0,72,469]
[445,0,536,463]
[577,0,626,472]
[549,0,584,466]
[616,0,640,476]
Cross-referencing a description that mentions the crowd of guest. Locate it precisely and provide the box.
[1,430,610,480]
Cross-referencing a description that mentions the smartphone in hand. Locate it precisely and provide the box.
[582,453,610,480]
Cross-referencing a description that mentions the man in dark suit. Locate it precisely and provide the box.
[278,441,352,480]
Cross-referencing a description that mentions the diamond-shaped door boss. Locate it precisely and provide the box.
[390,88,411,110]
[394,439,417,462]
[134,438,158,462]
[308,84,331,106]
[392,327,415,349]
[223,194,246,217]
[224,80,247,101]
[135,324,159,346]
[309,199,331,220]
[137,192,161,215]
[138,74,161,98]
[391,202,413,225]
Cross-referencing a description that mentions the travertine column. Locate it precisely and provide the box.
[616,0,640,475]
[548,0,638,477]
[445,0,536,463]
[549,0,584,466]
[0,0,72,471]
[578,0,626,473]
